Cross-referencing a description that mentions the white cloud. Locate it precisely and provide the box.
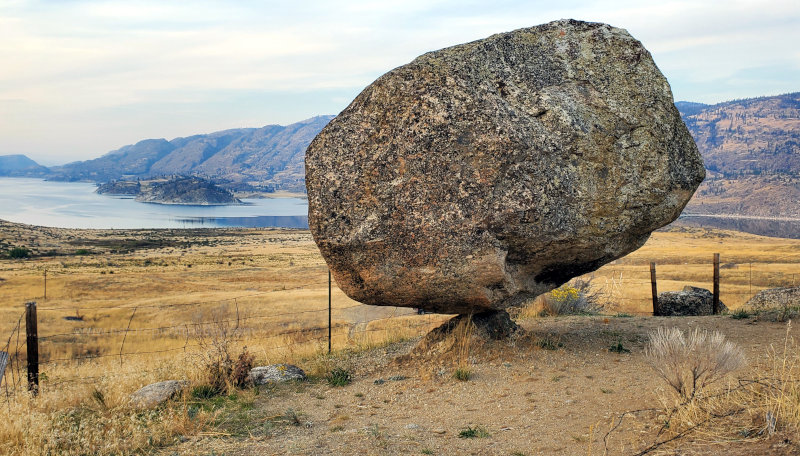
[0,0,798,162]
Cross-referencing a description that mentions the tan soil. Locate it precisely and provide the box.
[164,315,800,456]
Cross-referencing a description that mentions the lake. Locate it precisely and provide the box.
[0,178,309,229]
[669,215,800,240]
[3,178,799,238]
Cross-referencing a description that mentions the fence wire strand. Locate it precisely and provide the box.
[5,257,800,399]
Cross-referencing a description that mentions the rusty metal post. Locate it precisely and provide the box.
[650,262,658,315]
[713,253,720,314]
[25,301,39,395]
[328,270,332,354]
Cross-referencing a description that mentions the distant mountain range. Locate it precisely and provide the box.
[2,93,798,217]
[17,115,333,193]
[0,154,49,177]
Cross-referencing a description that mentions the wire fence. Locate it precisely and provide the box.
[0,271,445,400]
[2,255,799,400]
[593,258,800,314]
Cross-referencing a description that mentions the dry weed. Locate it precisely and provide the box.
[634,323,798,453]
[646,326,746,401]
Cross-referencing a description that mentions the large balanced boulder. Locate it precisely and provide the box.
[306,19,705,314]
[656,286,727,316]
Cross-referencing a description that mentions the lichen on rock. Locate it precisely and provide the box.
[306,19,705,314]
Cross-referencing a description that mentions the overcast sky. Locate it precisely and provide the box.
[2,0,799,165]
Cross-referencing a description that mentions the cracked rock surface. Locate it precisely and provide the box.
[306,19,704,314]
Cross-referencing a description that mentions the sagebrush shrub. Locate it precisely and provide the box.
[645,326,745,400]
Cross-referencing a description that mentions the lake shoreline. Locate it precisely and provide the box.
[681,213,800,222]
[0,177,308,229]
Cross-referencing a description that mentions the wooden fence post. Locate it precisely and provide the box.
[25,301,39,395]
[713,253,720,314]
[650,262,658,316]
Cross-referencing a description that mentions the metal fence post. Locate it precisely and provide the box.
[25,301,39,395]
[713,253,720,314]
[650,262,658,315]
[328,270,332,354]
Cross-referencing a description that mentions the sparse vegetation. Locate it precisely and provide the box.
[730,308,751,319]
[645,327,746,400]
[193,307,253,394]
[536,336,562,350]
[520,277,603,318]
[453,367,472,381]
[458,425,490,439]
[326,367,352,387]
[609,340,630,354]
[8,246,30,258]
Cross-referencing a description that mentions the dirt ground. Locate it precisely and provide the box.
[163,315,800,456]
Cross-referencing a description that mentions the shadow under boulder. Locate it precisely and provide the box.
[656,286,727,316]
[394,310,519,366]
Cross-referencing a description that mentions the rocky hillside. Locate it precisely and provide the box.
[96,177,242,205]
[677,93,800,176]
[50,116,334,192]
[0,154,48,176]
[95,180,141,195]
[679,93,800,218]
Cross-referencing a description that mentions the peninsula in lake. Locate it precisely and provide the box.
[96,176,243,206]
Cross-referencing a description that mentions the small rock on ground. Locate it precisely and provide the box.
[248,364,307,385]
[129,380,187,408]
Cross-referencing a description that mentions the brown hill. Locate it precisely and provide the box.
[678,93,800,176]
[678,93,800,218]
[49,116,334,193]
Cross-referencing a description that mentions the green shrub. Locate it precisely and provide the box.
[191,384,219,399]
[453,367,472,381]
[609,340,631,353]
[458,425,490,439]
[8,246,30,258]
[730,308,751,320]
[326,367,352,387]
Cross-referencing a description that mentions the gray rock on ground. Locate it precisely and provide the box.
[746,286,800,311]
[248,364,307,385]
[306,19,705,315]
[656,286,727,316]
[129,380,187,408]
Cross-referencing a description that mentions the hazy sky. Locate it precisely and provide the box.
[2,0,799,165]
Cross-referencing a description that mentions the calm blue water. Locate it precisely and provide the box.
[0,178,309,229]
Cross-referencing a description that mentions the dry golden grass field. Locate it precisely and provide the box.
[1,219,799,455]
